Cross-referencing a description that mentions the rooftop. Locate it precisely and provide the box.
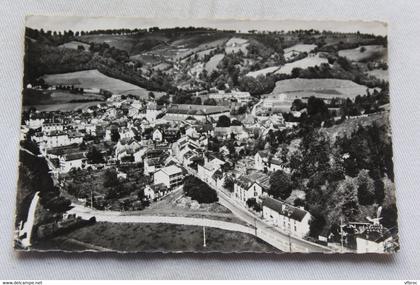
[167,104,229,115]
[262,197,309,222]
[160,165,183,176]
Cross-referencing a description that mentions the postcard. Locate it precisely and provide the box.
[15,16,398,253]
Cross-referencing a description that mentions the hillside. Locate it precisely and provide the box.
[268,78,375,100]
[42,69,164,99]
[338,45,387,62]
[319,111,390,143]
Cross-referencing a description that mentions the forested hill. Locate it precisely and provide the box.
[24,26,388,97]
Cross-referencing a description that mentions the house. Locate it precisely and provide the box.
[145,101,161,123]
[153,165,184,189]
[42,123,64,133]
[143,149,169,175]
[197,156,225,187]
[59,153,85,173]
[164,104,230,123]
[144,183,169,201]
[355,226,393,253]
[254,151,290,173]
[152,128,164,142]
[261,197,312,238]
[233,172,270,204]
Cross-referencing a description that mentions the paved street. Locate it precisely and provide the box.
[68,204,255,235]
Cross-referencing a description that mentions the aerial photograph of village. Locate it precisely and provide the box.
[14,16,399,253]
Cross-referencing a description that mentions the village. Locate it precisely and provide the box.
[18,80,396,253]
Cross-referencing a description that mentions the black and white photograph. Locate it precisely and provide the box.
[14,15,398,254]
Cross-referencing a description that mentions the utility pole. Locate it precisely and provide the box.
[203,226,206,248]
[289,225,292,252]
[340,217,344,253]
[254,217,257,236]
[90,189,94,209]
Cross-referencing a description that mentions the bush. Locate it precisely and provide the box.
[183,176,218,203]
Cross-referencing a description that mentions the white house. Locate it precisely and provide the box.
[356,228,392,253]
[144,183,169,201]
[145,101,160,123]
[153,165,184,189]
[152,128,164,142]
[233,172,270,204]
[254,151,290,173]
[42,123,64,133]
[262,197,312,239]
[59,153,85,173]
[197,156,225,187]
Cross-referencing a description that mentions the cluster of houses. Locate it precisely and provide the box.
[21,88,392,251]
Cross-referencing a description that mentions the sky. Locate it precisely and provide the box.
[26,15,387,35]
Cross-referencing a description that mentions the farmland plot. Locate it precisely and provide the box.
[269,78,374,100]
[42,69,164,99]
[338,45,387,62]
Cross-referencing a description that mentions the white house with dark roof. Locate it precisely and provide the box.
[153,165,184,189]
[59,153,85,173]
[233,172,270,204]
[262,197,311,238]
[197,156,225,187]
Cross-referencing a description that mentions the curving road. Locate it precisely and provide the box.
[68,204,255,235]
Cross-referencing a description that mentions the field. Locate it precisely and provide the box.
[338,45,387,62]
[284,44,317,54]
[58,41,90,50]
[225,37,249,54]
[275,53,329,75]
[33,222,279,253]
[268,78,374,100]
[205,54,224,73]
[23,101,102,112]
[246,53,329,77]
[42,69,164,99]
[367,68,389,81]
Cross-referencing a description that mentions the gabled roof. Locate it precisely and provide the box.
[63,153,85,161]
[262,197,309,222]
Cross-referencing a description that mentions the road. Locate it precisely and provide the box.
[187,170,332,253]
[215,188,332,253]
[68,204,255,236]
[251,98,263,116]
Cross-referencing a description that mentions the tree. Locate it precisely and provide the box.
[328,178,360,224]
[183,176,218,203]
[103,169,119,188]
[223,176,234,192]
[268,170,292,200]
[86,147,104,164]
[203,98,217,105]
[216,115,231,127]
[111,129,120,142]
[355,169,375,205]
[291,99,306,111]
[246,198,262,212]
